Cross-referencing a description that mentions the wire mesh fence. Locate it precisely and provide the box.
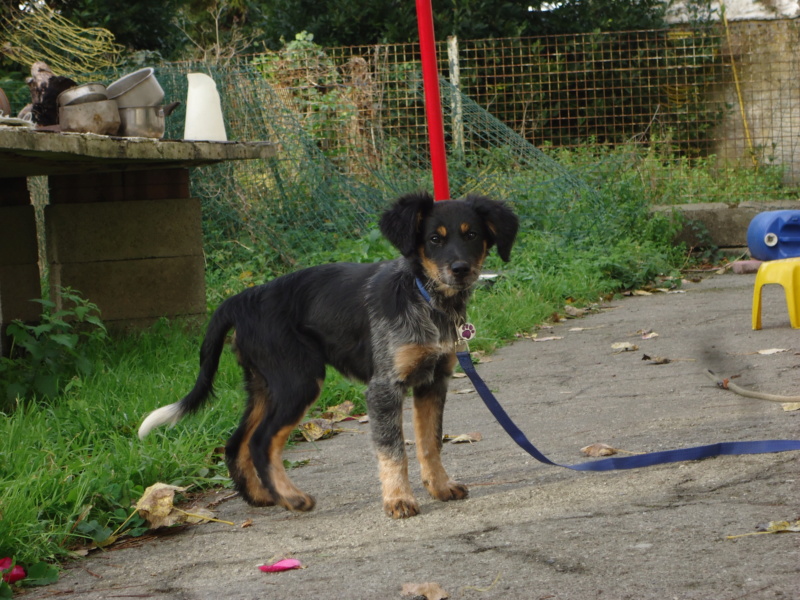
[69,20,800,276]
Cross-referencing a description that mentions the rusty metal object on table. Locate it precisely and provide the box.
[107,67,164,108]
[117,101,180,139]
[57,82,108,107]
[59,100,121,135]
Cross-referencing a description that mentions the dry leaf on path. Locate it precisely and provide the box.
[135,483,189,529]
[580,443,619,457]
[533,336,563,342]
[756,348,789,355]
[563,305,585,317]
[401,582,449,600]
[321,401,356,422]
[134,483,229,529]
[642,354,671,365]
[611,342,638,353]
[298,419,337,442]
[782,402,800,411]
[727,520,800,539]
[444,432,483,444]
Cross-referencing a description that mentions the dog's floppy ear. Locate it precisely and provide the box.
[464,194,519,262]
[379,191,435,257]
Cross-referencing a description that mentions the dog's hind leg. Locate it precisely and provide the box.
[367,379,420,518]
[249,375,322,512]
[413,354,468,502]
[225,371,276,507]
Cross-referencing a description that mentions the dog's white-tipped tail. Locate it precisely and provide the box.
[138,403,185,439]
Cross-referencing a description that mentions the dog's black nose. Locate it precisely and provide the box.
[451,261,471,277]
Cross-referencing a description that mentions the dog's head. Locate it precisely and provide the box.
[379,192,519,294]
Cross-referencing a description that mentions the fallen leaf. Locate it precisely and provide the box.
[452,372,467,378]
[444,432,482,444]
[782,402,800,411]
[134,483,231,530]
[580,443,619,457]
[259,558,303,573]
[321,401,355,422]
[453,388,475,394]
[533,336,563,342]
[401,582,449,600]
[135,483,189,529]
[640,332,659,340]
[241,519,254,528]
[611,342,638,353]
[642,354,671,365]
[757,348,789,355]
[727,519,800,539]
[358,415,370,423]
[632,289,652,296]
[298,419,337,442]
[563,305,585,317]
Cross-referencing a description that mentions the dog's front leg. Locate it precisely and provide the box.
[413,356,469,503]
[367,379,419,518]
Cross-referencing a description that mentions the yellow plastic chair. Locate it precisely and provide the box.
[752,257,800,329]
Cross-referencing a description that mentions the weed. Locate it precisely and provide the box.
[0,288,108,408]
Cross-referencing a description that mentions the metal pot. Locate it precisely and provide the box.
[59,100,120,135]
[117,101,180,138]
[107,68,164,108]
[57,82,108,106]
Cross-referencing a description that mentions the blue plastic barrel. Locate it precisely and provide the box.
[747,210,800,261]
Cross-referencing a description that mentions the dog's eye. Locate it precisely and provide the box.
[464,231,478,241]
[429,234,444,245]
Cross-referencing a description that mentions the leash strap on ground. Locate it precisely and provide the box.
[455,351,800,472]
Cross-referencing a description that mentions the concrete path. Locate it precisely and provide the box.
[24,272,799,600]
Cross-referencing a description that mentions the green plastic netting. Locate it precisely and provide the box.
[132,58,632,274]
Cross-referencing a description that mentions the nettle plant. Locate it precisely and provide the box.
[0,288,107,407]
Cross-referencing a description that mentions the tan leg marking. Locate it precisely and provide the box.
[267,422,315,512]
[377,452,419,518]
[394,344,438,381]
[413,392,468,502]
[236,387,275,506]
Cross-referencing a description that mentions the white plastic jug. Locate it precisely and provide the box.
[184,73,227,141]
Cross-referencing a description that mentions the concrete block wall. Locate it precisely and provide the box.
[45,169,206,328]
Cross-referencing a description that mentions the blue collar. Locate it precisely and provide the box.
[415,278,432,303]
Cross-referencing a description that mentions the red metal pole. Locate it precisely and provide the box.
[415,0,450,201]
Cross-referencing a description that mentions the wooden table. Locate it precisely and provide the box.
[0,127,276,353]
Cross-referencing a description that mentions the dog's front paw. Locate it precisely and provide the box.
[425,479,469,502]
[383,497,420,519]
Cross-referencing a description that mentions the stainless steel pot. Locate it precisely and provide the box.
[57,83,108,106]
[117,101,180,138]
[107,68,164,108]
[59,100,120,135]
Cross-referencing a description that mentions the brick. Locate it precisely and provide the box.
[45,198,202,264]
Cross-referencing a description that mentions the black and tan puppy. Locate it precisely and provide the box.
[139,191,518,518]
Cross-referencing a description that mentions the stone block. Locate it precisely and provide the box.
[48,169,190,203]
[0,177,31,206]
[0,205,39,266]
[0,264,42,321]
[49,256,206,322]
[654,200,800,248]
[45,198,202,264]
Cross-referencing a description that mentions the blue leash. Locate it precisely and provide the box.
[416,278,800,471]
